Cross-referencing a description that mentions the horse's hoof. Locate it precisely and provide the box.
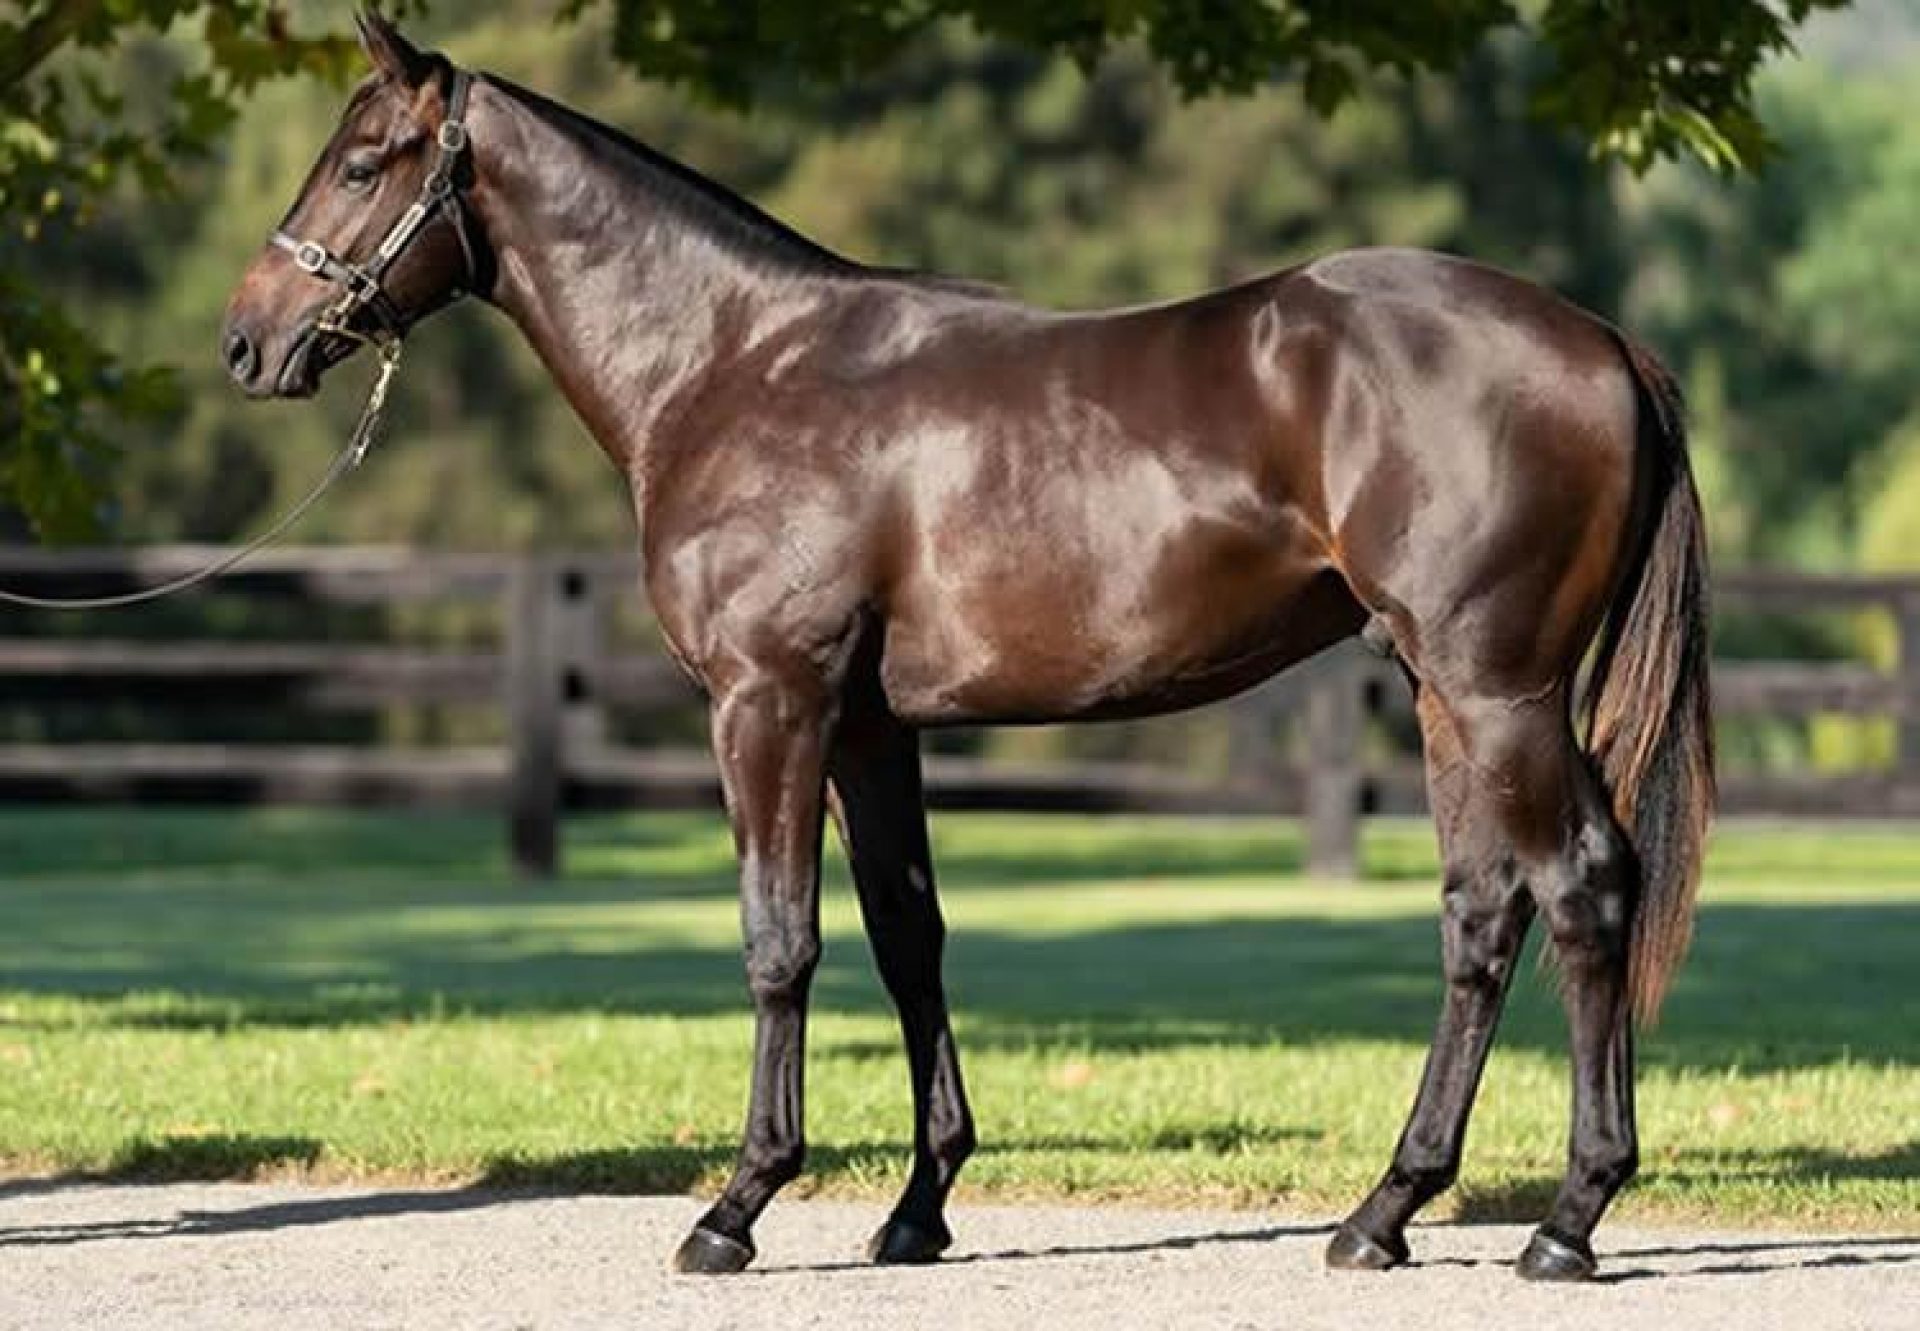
[671,1226,755,1275]
[1515,1230,1596,1282]
[1324,1223,1408,1271]
[867,1215,952,1265]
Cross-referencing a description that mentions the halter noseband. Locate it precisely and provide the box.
[270,68,480,347]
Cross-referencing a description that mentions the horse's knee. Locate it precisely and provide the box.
[744,928,821,1005]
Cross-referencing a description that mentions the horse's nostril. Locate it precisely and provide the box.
[223,328,259,382]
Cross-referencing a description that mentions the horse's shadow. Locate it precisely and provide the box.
[1589,1233,1920,1285]
[3,1175,1914,1288]
[0,1183,534,1249]
[750,1221,1340,1275]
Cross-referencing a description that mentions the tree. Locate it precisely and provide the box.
[1626,65,1920,566]
[2,2,368,538]
[578,1,1850,170]
[0,0,1851,536]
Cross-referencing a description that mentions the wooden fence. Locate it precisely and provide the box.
[0,548,1914,877]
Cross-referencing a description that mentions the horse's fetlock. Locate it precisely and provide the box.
[1392,1156,1459,1200]
[748,1134,807,1189]
[934,1119,977,1173]
[1578,1142,1637,1193]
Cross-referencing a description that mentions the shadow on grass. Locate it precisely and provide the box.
[6,898,1919,1073]
[108,1133,323,1182]
[6,809,1920,1073]
[1452,1141,1920,1226]
[4,807,1397,891]
[477,1123,1326,1196]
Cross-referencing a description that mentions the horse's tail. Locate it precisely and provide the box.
[1582,335,1716,1025]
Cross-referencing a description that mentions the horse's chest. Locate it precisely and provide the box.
[641,503,868,695]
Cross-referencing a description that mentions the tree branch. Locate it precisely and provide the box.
[1,0,104,92]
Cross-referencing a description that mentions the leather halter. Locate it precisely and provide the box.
[270,68,479,346]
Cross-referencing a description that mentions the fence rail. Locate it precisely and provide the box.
[0,549,1913,876]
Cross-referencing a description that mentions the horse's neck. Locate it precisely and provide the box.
[469,79,836,476]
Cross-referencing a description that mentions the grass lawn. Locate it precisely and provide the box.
[1,809,1916,1228]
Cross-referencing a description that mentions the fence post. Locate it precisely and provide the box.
[1898,594,1920,792]
[506,556,563,879]
[1227,684,1284,794]
[555,560,608,758]
[1303,648,1365,879]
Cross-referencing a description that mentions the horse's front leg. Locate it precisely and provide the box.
[673,673,834,1275]
[828,696,976,1265]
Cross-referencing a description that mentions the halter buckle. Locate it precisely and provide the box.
[293,241,329,275]
[345,266,382,302]
[438,120,468,154]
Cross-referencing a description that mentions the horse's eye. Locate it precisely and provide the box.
[341,157,381,193]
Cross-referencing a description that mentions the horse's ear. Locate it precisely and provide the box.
[354,7,433,88]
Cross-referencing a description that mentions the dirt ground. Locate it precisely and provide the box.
[1,1182,1915,1330]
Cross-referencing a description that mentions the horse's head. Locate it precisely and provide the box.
[222,11,479,398]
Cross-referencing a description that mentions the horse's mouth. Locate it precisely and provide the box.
[275,319,362,398]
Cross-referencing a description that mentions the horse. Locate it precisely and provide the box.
[222,11,1714,1282]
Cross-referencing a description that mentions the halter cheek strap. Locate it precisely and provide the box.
[270,67,478,345]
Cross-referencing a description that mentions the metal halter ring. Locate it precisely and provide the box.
[293,241,329,275]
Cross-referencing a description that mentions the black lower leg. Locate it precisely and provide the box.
[673,680,828,1275]
[676,978,815,1270]
[867,1016,974,1264]
[1330,873,1531,1269]
[831,711,975,1265]
[1517,812,1637,1282]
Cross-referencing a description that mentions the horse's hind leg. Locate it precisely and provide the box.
[1331,686,1639,1279]
[1327,687,1535,1271]
[1516,728,1639,1281]
[828,697,976,1264]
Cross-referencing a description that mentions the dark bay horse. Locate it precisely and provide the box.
[223,13,1714,1282]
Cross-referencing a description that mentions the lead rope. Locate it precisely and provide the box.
[0,336,403,611]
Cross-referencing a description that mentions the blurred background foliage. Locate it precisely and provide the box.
[4,0,1845,542]
[8,1,1914,566]
[7,1,1920,773]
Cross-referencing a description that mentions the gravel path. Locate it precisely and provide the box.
[1,1183,1915,1330]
